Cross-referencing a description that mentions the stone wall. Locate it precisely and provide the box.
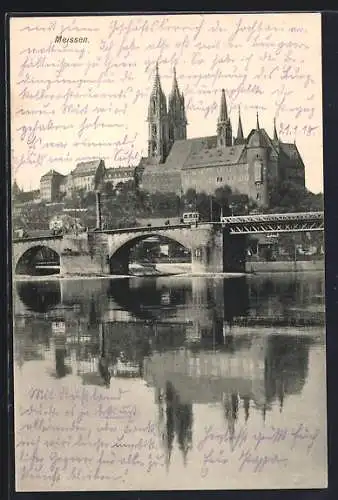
[140,168,182,194]
[181,163,250,197]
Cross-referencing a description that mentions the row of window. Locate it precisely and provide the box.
[215,173,249,183]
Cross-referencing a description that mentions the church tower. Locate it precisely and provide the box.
[168,67,187,150]
[234,106,245,145]
[217,89,232,147]
[147,62,169,163]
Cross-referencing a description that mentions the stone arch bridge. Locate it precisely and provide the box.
[12,224,246,276]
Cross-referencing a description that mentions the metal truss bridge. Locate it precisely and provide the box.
[220,211,324,234]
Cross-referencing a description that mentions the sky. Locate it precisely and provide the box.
[10,13,323,193]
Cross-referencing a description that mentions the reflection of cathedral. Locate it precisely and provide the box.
[156,382,193,468]
[14,274,319,463]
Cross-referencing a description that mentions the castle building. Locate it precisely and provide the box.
[104,167,135,188]
[40,169,66,202]
[38,161,137,202]
[39,160,107,202]
[66,159,106,195]
[137,65,306,207]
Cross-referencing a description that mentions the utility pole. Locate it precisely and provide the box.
[96,190,102,230]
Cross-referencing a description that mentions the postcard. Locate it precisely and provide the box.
[9,12,327,491]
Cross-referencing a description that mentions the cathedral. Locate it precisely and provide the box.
[137,63,305,207]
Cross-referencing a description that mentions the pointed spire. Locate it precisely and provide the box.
[218,89,228,123]
[170,65,180,99]
[152,60,162,94]
[237,106,244,139]
[173,65,177,86]
[256,111,260,130]
[273,117,278,141]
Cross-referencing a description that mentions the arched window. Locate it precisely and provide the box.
[254,160,263,183]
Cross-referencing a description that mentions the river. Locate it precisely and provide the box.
[12,272,327,491]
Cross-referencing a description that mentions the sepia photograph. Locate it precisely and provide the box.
[9,12,327,491]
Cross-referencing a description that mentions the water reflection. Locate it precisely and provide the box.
[13,273,325,471]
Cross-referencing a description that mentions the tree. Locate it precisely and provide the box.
[213,186,233,218]
[269,181,323,213]
[196,191,212,220]
[214,186,232,207]
[103,181,114,196]
[12,180,22,201]
[183,189,197,210]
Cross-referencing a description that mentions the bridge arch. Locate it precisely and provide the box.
[15,244,61,276]
[107,232,192,275]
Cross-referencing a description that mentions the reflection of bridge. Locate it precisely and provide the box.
[14,273,325,331]
[12,212,324,276]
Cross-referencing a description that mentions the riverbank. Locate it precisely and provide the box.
[245,260,324,273]
[13,260,324,281]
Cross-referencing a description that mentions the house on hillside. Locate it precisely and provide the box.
[104,167,135,189]
[40,170,67,202]
[67,159,106,195]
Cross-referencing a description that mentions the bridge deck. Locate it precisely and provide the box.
[13,212,324,243]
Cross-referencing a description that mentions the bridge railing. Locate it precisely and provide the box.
[12,234,63,244]
[12,212,324,242]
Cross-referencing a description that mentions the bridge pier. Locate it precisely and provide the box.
[60,235,108,276]
[61,254,106,276]
[191,229,224,273]
[190,228,247,274]
[223,232,247,273]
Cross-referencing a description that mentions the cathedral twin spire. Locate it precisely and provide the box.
[217,89,232,147]
[147,63,279,161]
[147,63,187,162]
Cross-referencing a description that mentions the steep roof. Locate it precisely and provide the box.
[162,136,217,171]
[246,128,279,156]
[72,159,104,177]
[137,156,160,168]
[140,136,248,173]
[279,142,304,166]
[183,142,246,169]
[40,169,65,179]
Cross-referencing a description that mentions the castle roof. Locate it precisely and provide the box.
[246,127,279,154]
[164,137,216,170]
[247,128,266,148]
[140,136,248,173]
[183,141,246,169]
[140,125,304,176]
[72,159,105,177]
[279,142,304,164]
